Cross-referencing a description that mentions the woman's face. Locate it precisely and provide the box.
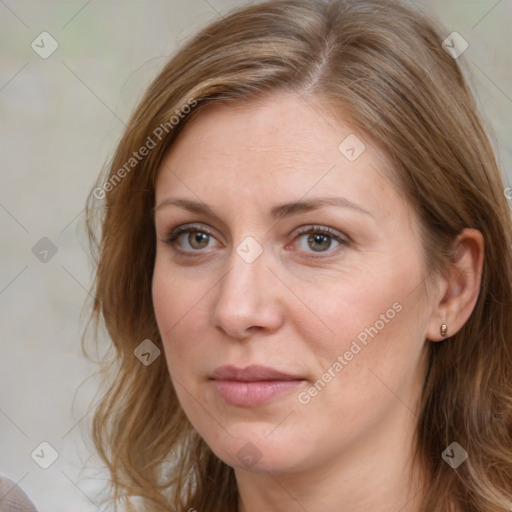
[152,91,435,474]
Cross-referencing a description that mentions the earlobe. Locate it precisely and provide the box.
[427,228,484,342]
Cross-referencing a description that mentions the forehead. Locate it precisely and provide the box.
[154,91,396,214]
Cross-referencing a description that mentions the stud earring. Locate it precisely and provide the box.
[440,324,448,337]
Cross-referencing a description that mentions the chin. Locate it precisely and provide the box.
[202,425,310,474]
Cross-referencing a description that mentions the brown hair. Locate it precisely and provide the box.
[85,0,512,510]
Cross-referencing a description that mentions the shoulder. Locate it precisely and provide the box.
[0,475,39,512]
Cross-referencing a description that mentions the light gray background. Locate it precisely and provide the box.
[1,1,511,511]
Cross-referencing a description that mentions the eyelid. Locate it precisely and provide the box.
[165,222,216,239]
[293,224,349,242]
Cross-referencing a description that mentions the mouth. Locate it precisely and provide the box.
[209,365,306,407]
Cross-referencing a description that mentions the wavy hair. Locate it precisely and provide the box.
[85,0,512,510]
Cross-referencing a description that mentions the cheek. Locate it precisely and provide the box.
[302,261,429,397]
[152,260,214,376]
[299,273,412,360]
[323,293,428,410]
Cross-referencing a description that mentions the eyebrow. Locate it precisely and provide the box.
[154,196,373,219]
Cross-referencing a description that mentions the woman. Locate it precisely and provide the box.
[86,0,512,511]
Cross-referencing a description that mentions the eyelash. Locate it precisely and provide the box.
[162,223,349,260]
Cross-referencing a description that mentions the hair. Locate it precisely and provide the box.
[84,0,512,510]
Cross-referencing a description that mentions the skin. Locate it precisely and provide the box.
[152,90,484,512]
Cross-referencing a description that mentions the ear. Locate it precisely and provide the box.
[426,228,484,341]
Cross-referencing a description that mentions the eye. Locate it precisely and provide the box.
[164,223,220,253]
[291,225,349,258]
[162,223,349,258]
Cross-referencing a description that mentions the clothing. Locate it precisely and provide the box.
[0,476,38,512]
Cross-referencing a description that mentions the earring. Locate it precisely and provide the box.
[440,324,447,337]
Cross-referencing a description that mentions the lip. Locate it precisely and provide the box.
[210,365,306,407]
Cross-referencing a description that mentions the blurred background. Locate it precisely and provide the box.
[1,0,511,511]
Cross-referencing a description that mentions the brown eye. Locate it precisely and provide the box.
[187,231,210,249]
[165,224,218,252]
[293,226,349,258]
[307,233,333,252]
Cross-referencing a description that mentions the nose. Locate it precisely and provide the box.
[211,244,285,340]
